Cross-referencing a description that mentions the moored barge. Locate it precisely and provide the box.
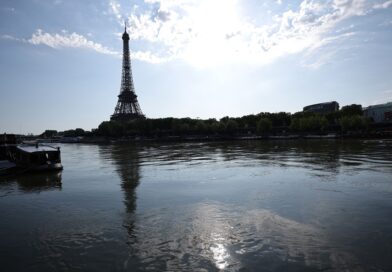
[12,144,63,171]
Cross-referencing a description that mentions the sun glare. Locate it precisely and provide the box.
[182,0,243,67]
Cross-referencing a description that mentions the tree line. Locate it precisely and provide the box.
[91,104,370,138]
[39,104,371,138]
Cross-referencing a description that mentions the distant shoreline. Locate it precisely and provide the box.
[6,128,392,145]
[59,132,392,144]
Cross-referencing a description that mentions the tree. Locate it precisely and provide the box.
[289,118,301,132]
[268,112,291,127]
[257,118,272,134]
[195,120,207,134]
[340,115,368,132]
[225,119,238,134]
[240,114,259,130]
[97,121,125,137]
[299,115,328,132]
[41,130,57,138]
[340,104,362,116]
[74,128,85,136]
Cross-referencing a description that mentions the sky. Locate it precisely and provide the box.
[0,0,392,134]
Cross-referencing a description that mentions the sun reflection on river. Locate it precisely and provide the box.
[210,232,230,270]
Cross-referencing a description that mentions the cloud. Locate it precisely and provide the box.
[1,7,16,12]
[1,34,20,41]
[132,50,170,63]
[301,31,357,69]
[380,19,392,26]
[27,29,118,56]
[113,0,373,67]
[5,0,384,67]
[109,0,123,23]
[373,0,392,9]
[2,29,168,63]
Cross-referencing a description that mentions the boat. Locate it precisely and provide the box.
[11,143,63,172]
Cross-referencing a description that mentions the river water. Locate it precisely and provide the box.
[0,140,391,271]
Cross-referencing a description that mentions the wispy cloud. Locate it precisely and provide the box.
[373,0,392,9]
[110,0,375,67]
[3,0,386,67]
[109,0,123,24]
[1,34,20,41]
[1,7,16,12]
[301,31,357,69]
[379,19,392,26]
[1,29,167,63]
[132,50,170,63]
[28,29,118,55]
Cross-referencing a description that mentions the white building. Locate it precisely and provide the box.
[363,102,392,123]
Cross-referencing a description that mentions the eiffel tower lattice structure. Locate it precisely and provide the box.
[111,25,145,121]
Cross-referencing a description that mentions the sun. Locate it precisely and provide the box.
[181,0,244,68]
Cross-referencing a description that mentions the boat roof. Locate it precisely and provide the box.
[17,145,59,153]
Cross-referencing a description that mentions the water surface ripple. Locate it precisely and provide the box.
[0,140,391,271]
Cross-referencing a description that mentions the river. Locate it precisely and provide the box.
[0,140,391,271]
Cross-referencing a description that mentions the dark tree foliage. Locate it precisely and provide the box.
[299,115,328,132]
[61,128,86,137]
[225,119,239,134]
[91,105,369,138]
[340,115,369,132]
[41,130,58,138]
[257,118,272,134]
[340,104,363,116]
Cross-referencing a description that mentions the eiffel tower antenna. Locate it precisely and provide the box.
[111,24,145,121]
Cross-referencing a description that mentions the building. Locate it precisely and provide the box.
[303,101,339,114]
[363,102,392,123]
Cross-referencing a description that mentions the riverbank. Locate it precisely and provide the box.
[70,130,392,144]
[8,127,392,145]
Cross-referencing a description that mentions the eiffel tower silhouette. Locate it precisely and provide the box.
[111,24,145,121]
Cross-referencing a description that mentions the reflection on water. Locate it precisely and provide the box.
[0,140,391,271]
[105,144,140,213]
[116,201,365,271]
[0,171,62,195]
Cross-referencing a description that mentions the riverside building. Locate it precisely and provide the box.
[303,101,339,114]
[363,102,392,123]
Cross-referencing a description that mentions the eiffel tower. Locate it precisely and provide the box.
[111,24,145,121]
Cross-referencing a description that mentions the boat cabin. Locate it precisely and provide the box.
[14,144,63,171]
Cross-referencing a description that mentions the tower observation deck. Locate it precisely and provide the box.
[111,25,145,121]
